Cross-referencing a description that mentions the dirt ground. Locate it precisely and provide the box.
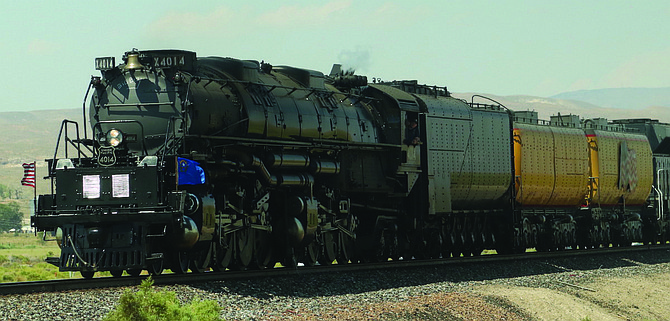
[283,271,670,320]
[476,272,670,321]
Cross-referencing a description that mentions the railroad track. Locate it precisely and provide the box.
[2,243,668,296]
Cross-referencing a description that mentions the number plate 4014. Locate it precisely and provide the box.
[98,146,116,166]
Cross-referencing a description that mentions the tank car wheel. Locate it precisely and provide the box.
[191,243,215,273]
[441,222,454,258]
[171,251,190,274]
[213,233,234,272]
[337,230,355,264]
[636,225,644,242]
[391,231,410,260]
[562,228,571,250]
[569,227,578,249]
[189,260,203,273]
[387,232,400,261]
[252,230,274,269]
[149,259,164,276]
[303,241,320,267]
[442,236,454,258]
[428,230,442,259]
[450,233,462,258]
[80,271,95,279]
[589,227,600,248]
[509,227,523,253]
[622,226,632,247]
[456,230,469,257]
[554,229,562,251]
[318,232,338,265]
[110,269,124,278]
[471,235,484,256]
[466,229,478,256]
[236,229,254,269]
[463,219,478,256]
[452,216,466,257]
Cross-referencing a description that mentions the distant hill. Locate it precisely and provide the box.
[550,87,670,110]
[0,109,83,197]
[0,109,83,166]
[451,92,670,124]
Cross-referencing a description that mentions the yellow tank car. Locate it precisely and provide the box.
[585,129,653,206]
[514,123,589,206]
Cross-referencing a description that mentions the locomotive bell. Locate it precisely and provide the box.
[124,53,144,70]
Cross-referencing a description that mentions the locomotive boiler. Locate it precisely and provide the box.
[32,49,670,278]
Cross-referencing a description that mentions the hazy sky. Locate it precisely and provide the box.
[2,0,669,112]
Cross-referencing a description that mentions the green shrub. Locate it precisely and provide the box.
[20,268,49,281]
[12,255,30,264]
[103,277,221,321]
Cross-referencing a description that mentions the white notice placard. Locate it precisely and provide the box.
[112,174,130,198]
[82,175,101,199]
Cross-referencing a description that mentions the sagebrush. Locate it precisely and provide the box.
[103,277,221,321]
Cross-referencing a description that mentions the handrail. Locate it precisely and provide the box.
[657,169,667,221]
[50,120,89,174]
[158,116,184,158]
[470,95,510,111]
[81,82,92,141]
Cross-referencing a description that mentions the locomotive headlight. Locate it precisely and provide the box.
[106,129,123,147]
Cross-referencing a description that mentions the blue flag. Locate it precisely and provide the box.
[177,157,206,185]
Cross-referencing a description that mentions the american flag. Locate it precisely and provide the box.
[21,162,36,188]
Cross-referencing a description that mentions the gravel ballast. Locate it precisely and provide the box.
[1,250,670,320]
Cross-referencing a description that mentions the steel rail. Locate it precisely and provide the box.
[1,243,668,295]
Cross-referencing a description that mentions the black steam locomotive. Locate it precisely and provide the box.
[32,49,670,278]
